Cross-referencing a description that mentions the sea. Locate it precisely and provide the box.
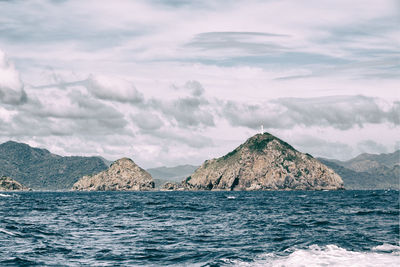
[0,190,398,266]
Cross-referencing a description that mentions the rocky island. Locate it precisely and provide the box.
[72,158,154,191]
[165,132,344,191]
[0,176,30,191]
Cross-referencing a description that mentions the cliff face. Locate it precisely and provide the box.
[0,176,30,191]
[72,158,154,191]
[182,133,344,191]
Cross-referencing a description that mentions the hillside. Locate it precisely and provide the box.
[173,133,344,191]
[72,158,154,191]
[147,165,198,188]
[0,141,108,190]
[319,150,399,189]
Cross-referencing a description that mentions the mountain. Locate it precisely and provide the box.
[147,165,198,188]
[172,133,344,191]
[0,141,108,190]
[343,150,399,171]
[72,158,155,191]
[0,176,30,191]
[319,150,399,189]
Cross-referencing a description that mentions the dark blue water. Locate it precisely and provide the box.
[0,190,398,266]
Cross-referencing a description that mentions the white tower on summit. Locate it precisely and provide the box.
[261,125,264,134]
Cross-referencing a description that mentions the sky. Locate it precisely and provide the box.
[0,0,399,168]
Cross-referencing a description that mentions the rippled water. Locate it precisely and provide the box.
[0,190,398,266]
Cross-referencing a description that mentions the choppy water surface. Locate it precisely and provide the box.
[0,190,398,266]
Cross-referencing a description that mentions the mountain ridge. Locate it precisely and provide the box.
[318,150,399,189]
[0,141,108,190]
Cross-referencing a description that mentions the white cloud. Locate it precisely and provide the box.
[0,49,26,104]
[85,74,144,103]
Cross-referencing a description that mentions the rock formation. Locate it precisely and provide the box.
[181,133,344,191]
[161,182,185,191]
[0,176,30,191]
[72,158,154,191]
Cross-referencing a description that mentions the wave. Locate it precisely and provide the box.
[0,193,11,197]
[232,244,400,267]
[0,228,16,236]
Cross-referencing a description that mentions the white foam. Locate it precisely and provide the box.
[0,228,16,236]
[372,244,400,254]
[0,193,11,197]
[226,196,236,199]
[234,244,400,267]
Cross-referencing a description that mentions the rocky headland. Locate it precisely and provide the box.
[72,158,155,191]
[0,176,30,191]
[166,133,344,191]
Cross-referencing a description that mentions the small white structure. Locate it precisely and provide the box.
[261,125,264,134]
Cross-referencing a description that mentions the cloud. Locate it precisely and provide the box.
[186,31,289,55]
[132,112,164,131]
[223,95,399,130]
[184,80,204,96]
[142,128,214,149]
[290,135,354,160]
[85,74,144,103]
[150,96,215,128]
[0,49,26,104]
[356,140,388,155]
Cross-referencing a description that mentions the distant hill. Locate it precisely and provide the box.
[147,165,198,188]
[0,141,108,190]
[318,150,399,189]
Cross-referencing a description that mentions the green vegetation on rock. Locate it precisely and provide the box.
[0,141,108,190]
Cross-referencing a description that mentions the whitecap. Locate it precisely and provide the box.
[0,193,11,197]
[233,244,400,267]
[0,228,16,236]
[372,243,400,253]
[226,196,236,199]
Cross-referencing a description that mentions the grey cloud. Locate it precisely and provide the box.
[150,96,215,128]
[223,95,399,130]
[132,112,164,131]
[184,32,349,69]
[0,1,145,50]
[33,75,145,104]
[143,128,213,149]
[292,135,354,161]
[184,80,204,96]
[0,50,27,105]
[2,87,128,138]
[356,140,388,155]
[186,31,288,55]
[0,86,27,105]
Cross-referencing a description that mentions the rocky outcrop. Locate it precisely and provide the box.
[161,182,185,191]
[72,158,154,191]
[181,133,344,191]
[0,176,30,191]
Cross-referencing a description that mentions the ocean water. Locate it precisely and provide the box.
[0,190,398,266]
